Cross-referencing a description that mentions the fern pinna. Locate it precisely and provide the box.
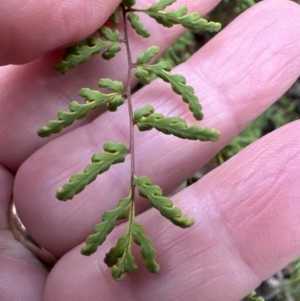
[38,0,221,281]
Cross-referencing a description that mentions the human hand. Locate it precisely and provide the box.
[1,0,300,300]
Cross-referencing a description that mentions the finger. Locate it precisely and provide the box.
[43,121,300,301]
[0,165,46,299]
[0,0,121,65]
[0,0,220,171]
[14,0,300,257]
[0,230,48,301]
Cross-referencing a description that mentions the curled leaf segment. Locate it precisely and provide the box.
[134,105,219,141]
[134,175,195,228]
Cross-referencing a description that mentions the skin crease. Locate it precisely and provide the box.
[0,0,299,300]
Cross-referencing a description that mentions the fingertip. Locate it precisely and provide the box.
[0,0,121,65]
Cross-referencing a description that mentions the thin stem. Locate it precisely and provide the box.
[122,5,136,203]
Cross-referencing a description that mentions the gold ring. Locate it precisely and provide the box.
[8,199,57,268]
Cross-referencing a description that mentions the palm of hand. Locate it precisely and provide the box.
[1,0,300,300]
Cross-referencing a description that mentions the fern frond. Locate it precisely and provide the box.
[127,12,151,38]
[39,0,222,281]
[81,192,132,255]
[138,4,221,33]
[134,105,219,141]
[54,27,121,74]
[135,52,203,120]
[38,79,124,137]
[132,221,160,273]
[134,175,195,228]
[56,142,129,201]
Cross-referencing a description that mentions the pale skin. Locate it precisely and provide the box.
[1,0,300,300]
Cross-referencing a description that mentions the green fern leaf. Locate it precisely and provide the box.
[56,142,129,201]
[135,54,203,120]
[134,105,219,141]
[38,80,124,137]
[104,218,159,279]
[81,87,124,113]
[150,62,203,120]
[99,78,124,93]
[136,46,160,64]
[63,38,89,57]
[110,6,122,24]
[132,221,159,273]
[135,67,154,85]
[54,37,108,74]
[103,185,137,282]
[134,46,161,84]
[104,235,127,268]
[81,192,132,255]
[106,95,125,112]
[134,175,195,228]
[104,233,138,281]
[142,6,221,33]
[135,58,170,86]
[54,27,121,74]
[148,0,176,11]
[98,27,119,41]
[122,0,136,8]
[98,27,122,60]
[111,250,137,282]
[135,31,195,84]
[127,12,151,38]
